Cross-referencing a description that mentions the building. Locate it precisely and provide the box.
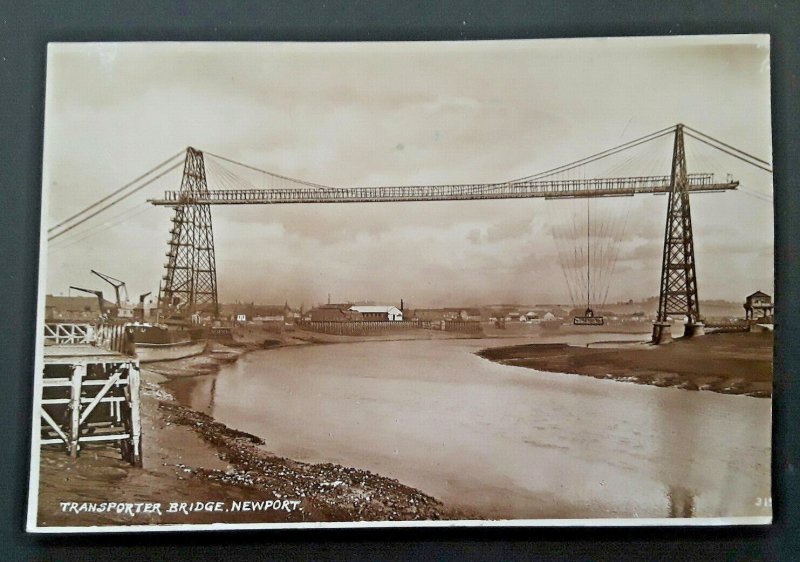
[45,295,114,321]
[221,302,296,324]
[744,291,773,322]
[460,308,483,321]
[308,304,362,322]
[348,305,403,321]
[410,309,445,322]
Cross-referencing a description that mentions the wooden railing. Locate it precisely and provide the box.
[44,322,134,355]
[43,323,94,345]
[95,323,135,354]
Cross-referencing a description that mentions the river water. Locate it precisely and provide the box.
[169,333,771,520]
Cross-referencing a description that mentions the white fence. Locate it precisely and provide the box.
[44,322,133,354]
[43,323,94,345]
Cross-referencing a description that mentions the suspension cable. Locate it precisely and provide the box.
[48,151,184,234]
[683,125,772,166]
[203,151,334,189]
[48,160,183,242]
[511,125,676,182]
[683,131,773,173]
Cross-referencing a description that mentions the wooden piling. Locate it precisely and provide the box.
[69,364,85,457]
[41,322,143,466]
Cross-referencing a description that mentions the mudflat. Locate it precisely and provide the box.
[477,332,772,398]
[35,332,466,528]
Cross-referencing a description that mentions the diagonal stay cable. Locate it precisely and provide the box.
[203,151,335,190]
[48,150,184,233]
[48,160,183,242]
[683,125,772,166]
[49,200,149,248]
[738,188,773,203]
[510,125,676,183]
[49,202,153,250]
[683,131,773,173]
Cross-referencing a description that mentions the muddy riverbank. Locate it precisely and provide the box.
[36,331,467,527]
[477,331,773,398]
[36,328,772,526]
[161,334,771,520]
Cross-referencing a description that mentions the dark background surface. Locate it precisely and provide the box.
[1,1,798,559]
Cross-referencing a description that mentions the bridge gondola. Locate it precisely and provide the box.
[574,308,604,326]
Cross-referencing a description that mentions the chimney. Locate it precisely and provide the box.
[400,298,404,311]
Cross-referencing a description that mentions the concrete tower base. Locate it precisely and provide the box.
[683,322,705,338]
[651,322,673,345]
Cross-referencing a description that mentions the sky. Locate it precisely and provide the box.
[41,36,774,309]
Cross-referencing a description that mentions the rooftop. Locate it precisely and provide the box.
[349,305,401,313]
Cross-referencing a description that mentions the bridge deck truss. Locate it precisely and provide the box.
[150,173,736,205]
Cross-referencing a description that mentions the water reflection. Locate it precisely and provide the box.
[668,486,695,518]
[167,333,771,520]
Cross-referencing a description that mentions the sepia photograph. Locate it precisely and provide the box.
[28,36,774,532]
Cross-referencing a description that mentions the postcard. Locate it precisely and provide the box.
[28,36,773,532]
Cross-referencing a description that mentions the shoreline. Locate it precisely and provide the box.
[477,331,773,398]
[37,328,471,527]
[37,327,771,527]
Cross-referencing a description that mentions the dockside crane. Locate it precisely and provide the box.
[135,291,152,322]
[90,269,134,318]
[69,286,114,319]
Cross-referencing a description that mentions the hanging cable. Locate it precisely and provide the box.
[683,131,772,173]
[204,151,334,189]
[49,200,151,249]
[50,203,154,250]
[683,125,772,166]
[48,151,184,234]
[48,159,183,242]
[511,125,676,183]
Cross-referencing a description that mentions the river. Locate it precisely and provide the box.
[168,332,771,521]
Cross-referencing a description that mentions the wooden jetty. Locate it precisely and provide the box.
[40,323,142,466]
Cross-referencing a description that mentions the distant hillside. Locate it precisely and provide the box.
[601,297,746,320]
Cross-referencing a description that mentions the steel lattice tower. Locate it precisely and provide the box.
[652,124,702,344]
[158,147,219,319]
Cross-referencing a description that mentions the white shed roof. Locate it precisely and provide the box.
[349,305,401,313]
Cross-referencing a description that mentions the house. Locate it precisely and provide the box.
[221,302,296,323]
[744,291,773,322]
[252,314,285,331]
[441,308,462,321]
[253,315,284,322]
[309,304,362,322]
[411,309,446,322]
[45,295,114,321]
[460,308,483,321]
[348,305,403,321]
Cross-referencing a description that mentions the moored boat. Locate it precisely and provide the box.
[126,323,207,363]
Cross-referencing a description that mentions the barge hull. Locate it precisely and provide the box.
[135,339,207,363]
